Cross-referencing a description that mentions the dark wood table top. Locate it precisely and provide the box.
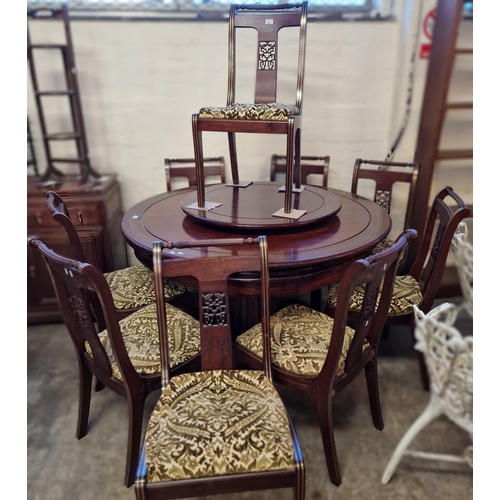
[121,185,391,296]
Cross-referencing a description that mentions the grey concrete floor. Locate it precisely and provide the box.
[27,298,473,500]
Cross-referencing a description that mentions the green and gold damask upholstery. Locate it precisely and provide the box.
[236,304,368,377]
[199,103,300,121]
[144,370,295,482]
[85,302,200,381]
[372,238,395,255]
[327,275,423,316]
[104,264,187,310]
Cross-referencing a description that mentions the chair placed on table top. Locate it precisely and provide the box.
[270,154,330,188]
[164,156,226,191]
[325,186,472,390]
[381,302,473,483]
[191,2,308,216]
[350,158,420,270]
[46,191,193,327]
[451,221,473,318]
[135,235,305,499]
[235,229,416,486]
[28,237,201,487]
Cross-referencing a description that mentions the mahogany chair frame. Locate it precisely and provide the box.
[270,154,330,187]
[28,238,200,488]
[191,2,308,214]
[235,230,417,486]
[325,186,472,390]
[45,191,194,325]
[351,158,420,272]
[135,236,305,499]
[164,156,226,192]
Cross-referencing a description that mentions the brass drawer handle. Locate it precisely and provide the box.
[36,212,43,225]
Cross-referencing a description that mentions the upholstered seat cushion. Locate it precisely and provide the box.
[327,275,423,315]
[104,264,187,310]
[372,238,394,254]
[199,103,300,121]
[85,302,200,381]
[236,304,368,377]
[144,369,295,482]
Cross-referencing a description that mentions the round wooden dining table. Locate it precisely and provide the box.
[121,184,391,299]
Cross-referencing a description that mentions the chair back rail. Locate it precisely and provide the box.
[165,156,226,191]
[271,154,329,187]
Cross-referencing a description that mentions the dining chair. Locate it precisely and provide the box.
[381,302,473,483]
[191,2,309,216]
[235,229,416,486]
[325,186,472,390]
[46,191,194,327]
[135,236,305,499]
[164,156,226,192]
[28,237,201,488]
[270,154,330,188]
[350,158,420,272]
[451,221,473,318]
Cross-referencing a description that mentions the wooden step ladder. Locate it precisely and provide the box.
[27,5,100,185]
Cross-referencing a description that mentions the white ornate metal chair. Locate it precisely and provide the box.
[451,221,473,317]
[381,303,473,483]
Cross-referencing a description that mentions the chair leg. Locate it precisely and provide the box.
[294,463,306,500]
[312,388,342,486]
[76,362,93,439]
[124,393,147,488]
[364,358,384,431]
[381,396,442,484]
[95,378,105,392]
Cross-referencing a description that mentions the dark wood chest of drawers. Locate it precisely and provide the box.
[27,174,128,323]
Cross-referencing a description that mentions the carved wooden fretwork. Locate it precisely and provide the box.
[69,292,92,328]
[375,189,391,213]
[258,42,276,70]
[360,285,378,326]
[430,231,442,261]
[202,292,227,327]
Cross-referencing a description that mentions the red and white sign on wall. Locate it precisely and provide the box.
[420,7,436,59]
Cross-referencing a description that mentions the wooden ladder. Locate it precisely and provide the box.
[27,5,100,185]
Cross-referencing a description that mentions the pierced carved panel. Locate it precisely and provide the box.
[258,42,276,70]
[360,285,378,327]
[202,292,227,327]
[375,189,391,213]
[430,231,442,261]
[69,292,92,328]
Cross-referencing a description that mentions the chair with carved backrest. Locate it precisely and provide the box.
[270,154,330,188]
[235,229,416,486]
[381,302,473,483]
[46,191,194,327]
[135,235,305,499]
[191,2,308,217]
[164,156,226,191]
[451,221,473,318]
[28,237,201,487]
[325,186,472,390]
[350,158,420,271]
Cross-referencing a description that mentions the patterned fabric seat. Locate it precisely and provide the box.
[85,302,200,381]
[327,275,423,316]
[236,304,369,377]
[199,103,300,121]
[144,369,295,483]
[104,264,187,310]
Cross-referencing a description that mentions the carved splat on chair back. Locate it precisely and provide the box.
[270,154,329,187]
[228,2,308,107]
[164,157,226,191]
